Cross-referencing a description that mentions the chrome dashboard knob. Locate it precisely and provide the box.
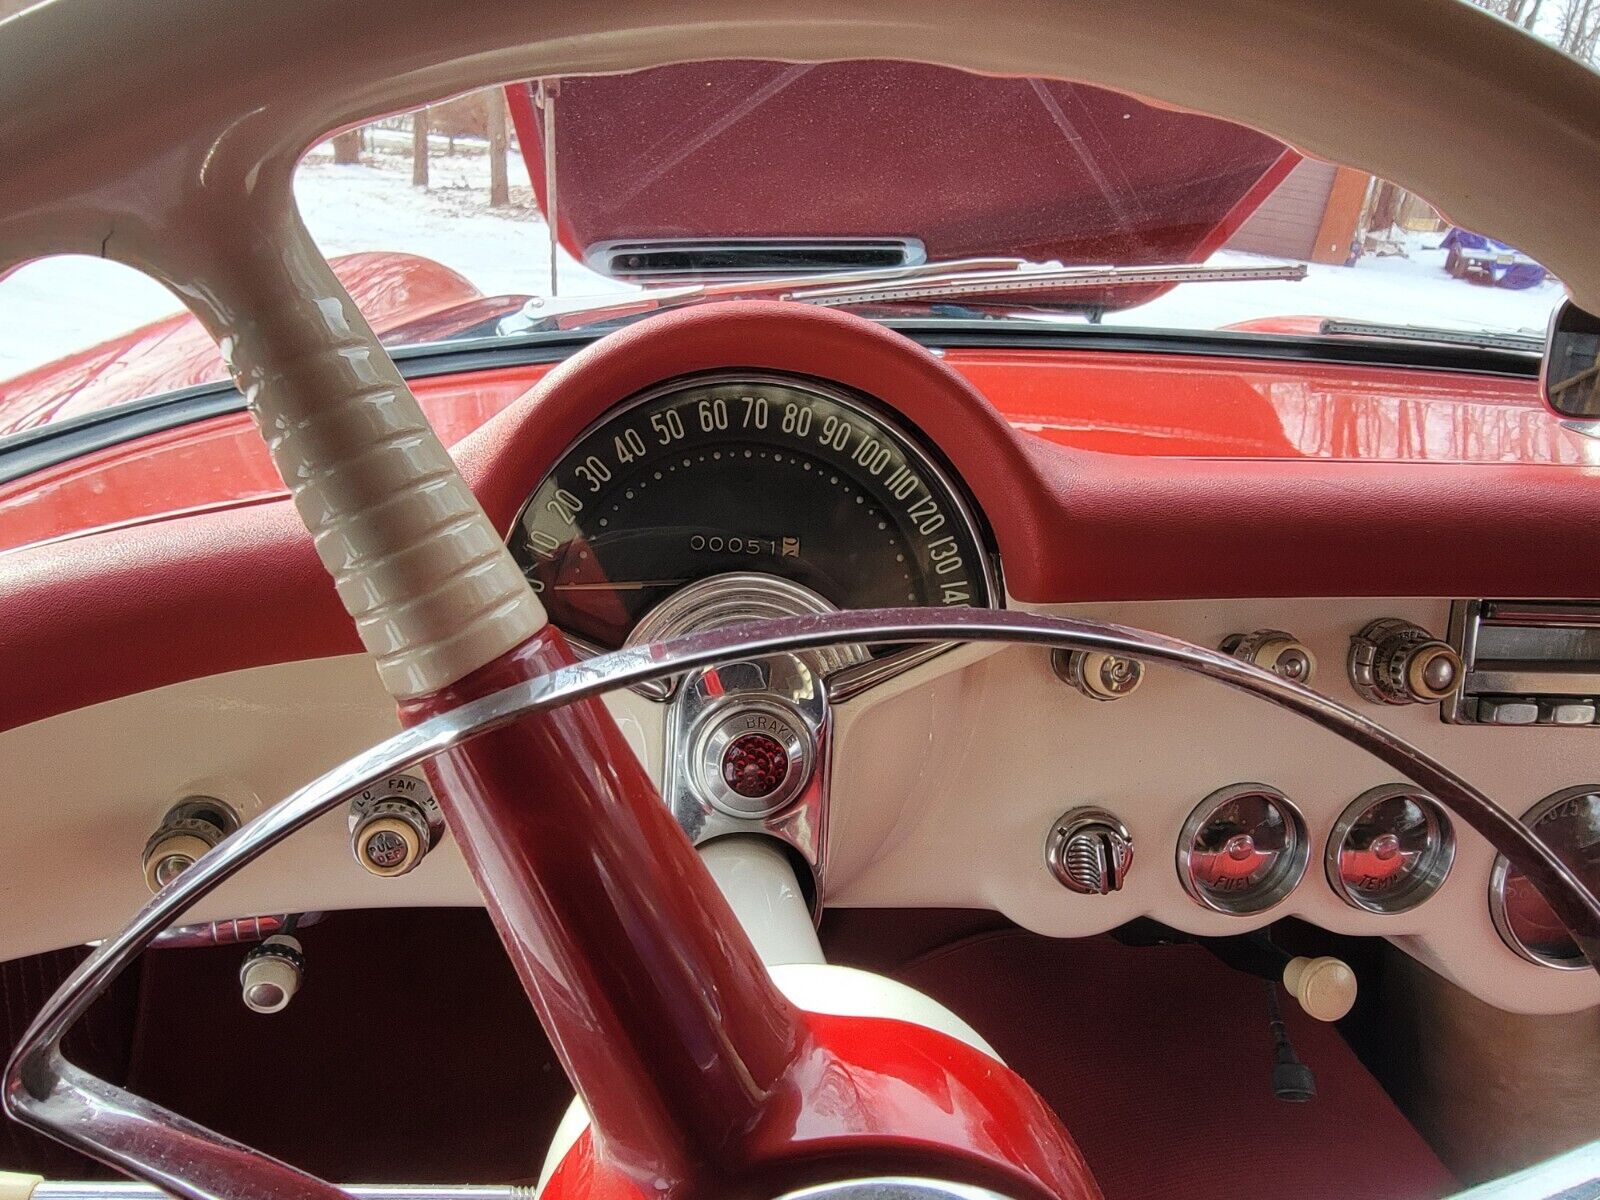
[1348,618,1463,705]
[347,774,443,877]
[1045,808,1133,894]
[142,798,238,894]
[1221,629,1317,683]
[239,934,303,1014]
[1052,649,1144,701]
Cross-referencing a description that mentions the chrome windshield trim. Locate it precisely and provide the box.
[7,608,1600,1200]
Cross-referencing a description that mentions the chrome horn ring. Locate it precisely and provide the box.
[7,607,1600,1200]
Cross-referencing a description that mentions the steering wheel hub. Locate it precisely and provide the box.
[694,700,812,817]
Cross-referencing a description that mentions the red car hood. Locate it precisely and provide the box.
[0,252,508,436]
[509,61,1297,307]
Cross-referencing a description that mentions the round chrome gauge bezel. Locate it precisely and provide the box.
[1177,783,1309,915]
[1489,785,1600,971]
[1326,784,1455,914]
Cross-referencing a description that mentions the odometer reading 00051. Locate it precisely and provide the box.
[511,374,995,651]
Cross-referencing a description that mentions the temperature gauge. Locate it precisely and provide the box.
[1178,784,1308,914]
[1490,786,1600,970]
[1328,785,1455,913]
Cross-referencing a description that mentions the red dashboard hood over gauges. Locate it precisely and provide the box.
[506,61,1298,309]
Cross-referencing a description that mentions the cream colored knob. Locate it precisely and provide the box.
[142,831,214,892]
[0,1171,43,1200]
[1283,955,1357,1022]
[1222,630,1317,683]
[141,799,237,893]
[351,803,428,876]
[239,935,303,1014]
[1052,649,1144,701]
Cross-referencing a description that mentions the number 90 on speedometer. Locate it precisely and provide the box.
[510,374,996,652]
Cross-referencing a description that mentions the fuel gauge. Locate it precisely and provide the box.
[1328,785,1455,914]
[1178,784,1308,914]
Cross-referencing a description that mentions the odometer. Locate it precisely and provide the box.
[511,374,995,651]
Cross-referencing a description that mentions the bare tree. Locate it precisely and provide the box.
[1468,0,1547,27]
[331,129,363,165]
[1470,0,1600,61]
[486,89,510,208]
[1554,0,1600,61]
[412,108,430,188]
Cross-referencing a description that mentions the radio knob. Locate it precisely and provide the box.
[1348,618,1463,705]
[1052,649,1144,701]
[1221,630,1317,683]
[1045,808,1134,894]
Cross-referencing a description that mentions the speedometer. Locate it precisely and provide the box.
[511,374,995,651]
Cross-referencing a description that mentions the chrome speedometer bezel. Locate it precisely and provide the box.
[1490,786,1600,971]
[507,368,1002,651]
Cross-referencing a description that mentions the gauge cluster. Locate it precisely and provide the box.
[496,369,1598,1006]
[821,595,1600,1013]
[511,374,996,651]
[1167,781,1457,916]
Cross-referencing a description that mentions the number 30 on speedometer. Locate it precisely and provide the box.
[510,374,996,652]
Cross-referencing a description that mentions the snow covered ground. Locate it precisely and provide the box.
[0,143,1566,382]
[0,141,628,380]
[1110,233,1564,336]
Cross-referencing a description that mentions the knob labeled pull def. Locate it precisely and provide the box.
[1046,808,1134,894]
[347,775,443,877]
[1348,618,1462,705]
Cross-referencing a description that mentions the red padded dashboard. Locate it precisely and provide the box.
[2,301,1597,735]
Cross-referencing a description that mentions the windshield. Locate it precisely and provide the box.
[0,49,1583,433]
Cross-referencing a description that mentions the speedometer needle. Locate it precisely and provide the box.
[552,579,690,591]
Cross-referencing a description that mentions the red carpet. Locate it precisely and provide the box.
[3,909,1454,1199]
[885,929,1455,1200]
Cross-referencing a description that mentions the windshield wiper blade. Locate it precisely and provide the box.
[1317,318,1544,353]
[506,257,1026,332]
[503,258,1306,334]
[788,260,1306,307]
